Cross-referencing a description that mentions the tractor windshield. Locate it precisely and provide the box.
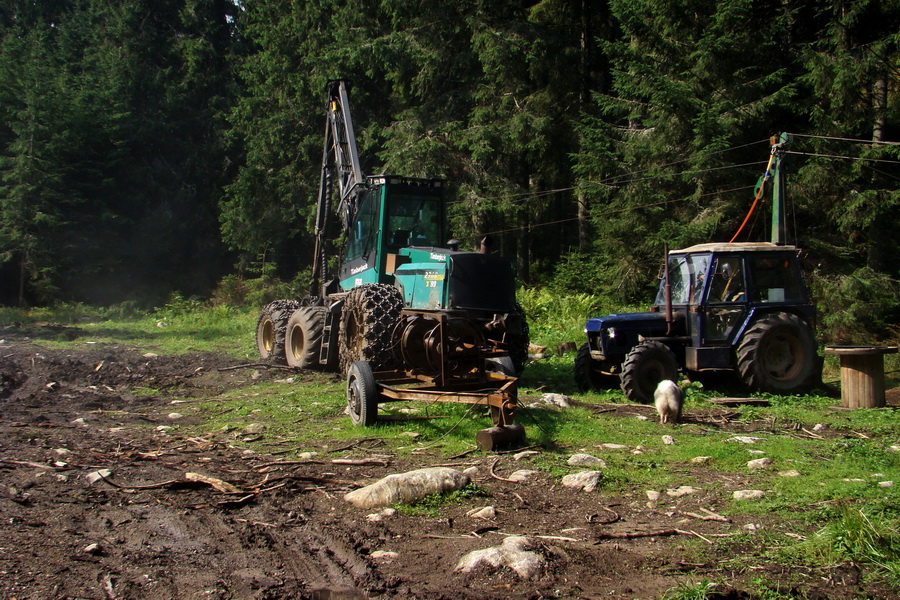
[655,253,711,306]
[386,193,443,249]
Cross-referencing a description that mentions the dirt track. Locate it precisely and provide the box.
[0,336,895,599]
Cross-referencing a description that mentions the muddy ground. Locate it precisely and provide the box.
[0,331,897,600]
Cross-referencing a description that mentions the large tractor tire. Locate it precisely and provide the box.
[620,340,679,403]
[485,303,530,375]
[255,300,301,364]
[736,312,818,394]
[285,306,326,369]
[574,342,617,392]
[338,284,404,374]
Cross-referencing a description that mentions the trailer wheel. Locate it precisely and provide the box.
[737,312,817,394]
[347,361,379,426]
[285,307,325,369]
[620,340,679,403]
[339,284,404,374]
[574,343,616,391]
[255,300,301,364]
[486,356,516,377]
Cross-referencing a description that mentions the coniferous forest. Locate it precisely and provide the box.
[1,0,898,342]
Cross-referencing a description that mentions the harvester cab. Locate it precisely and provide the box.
[255,80,528,449]
[575,134,821,403]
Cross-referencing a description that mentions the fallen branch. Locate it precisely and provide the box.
[595,529,713,542]
[218,363,295,371]
[488,457,519,482]
[682,508,730,523]
[331,458,389,466]
[586,507,620,525]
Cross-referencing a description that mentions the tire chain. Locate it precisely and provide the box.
[339,285,403,374]
[258,299,301,364]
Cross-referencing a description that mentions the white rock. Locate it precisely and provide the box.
[507,470,538,482]
[466,506,496,519]
[156,425,173,432]
[812,423,825,431]
[666,485,699,497]
[344,467,470,509]
[167,412,184,420]
[646,490,661,501]
[561,471,602,492]
[779,470,801,477]
[747,458,772,469]
[540,393,572,408]
[662,435,675,445]
[691,456,712,464]
[243,423,265,434]
[744,523,761,531]
[142,352,159,358]
[53,448,72,456]
[636,415,649,421]
[748,449,766,454]
[600,443,629,450]
[296,452,318,460]
[71,418,87,427]
[889,445,900,453]
[455,536,544,579]
[567,453,607,468]
[879,481,894,488]
[733,490,765,500]
[85,469,112,485]
[370,551,398,560]
[726,436,765,444]
[462,466,479,478]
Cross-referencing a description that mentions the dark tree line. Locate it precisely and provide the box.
[1,0,898,339]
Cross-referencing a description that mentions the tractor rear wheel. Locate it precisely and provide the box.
[347,361,379,426]
[255,300,301,364]
[620,340,679,403]
[285,307,325,369]
[338,284,404,374]
[736,312,817,394]
[574,343,617,391]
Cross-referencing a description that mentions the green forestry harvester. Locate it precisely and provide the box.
[575,134,822,402]
[256,80,529,448]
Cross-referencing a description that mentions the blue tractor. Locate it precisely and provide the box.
[575,135,821,402]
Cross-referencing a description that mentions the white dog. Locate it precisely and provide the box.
[654,379,683,424]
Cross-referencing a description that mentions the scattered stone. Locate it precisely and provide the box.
[567,454,607,468]
[747,458,772,469]
[733,490,765,500]
[85,469,112,485]
[53,448,71,456]
[243,423,265,434]
[747,449,766,455]
[83,543,102,555]
[779,470,801,477]
[71,418,87,427]
[744,523,761,531]
[843,478,866,482]
[513,450,539,461]
[599,443,629,450]
[662,435,675,445]
[636,415,649,421]
[562,471,602,492]
[540,393,572,408]
[250,370,262,380]
[344,467,470,509]
[296,451,318,460]
[462,466,479,478]
[645,490,661,508]
[812,423,825,431]
[156,425,173,432]
[274,377,296,384]
[466,506,496,520]
[167,412,184,420]
[507,470,538,482]
[455,536,544,579]
[370,550,398,560]
[872,473,885,478]
[879,481,894,488]
[726,436,765,444]
[691,456,712,464]
[400,432,421,438]
[142,352,159,358]
[666,485,699,498]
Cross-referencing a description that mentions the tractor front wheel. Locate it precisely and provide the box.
[338,284,404,374]
[620,340,679,403]
[736,312,817,394]
[574,342,618,392]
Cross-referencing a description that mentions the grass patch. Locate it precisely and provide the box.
[393,483,490,517]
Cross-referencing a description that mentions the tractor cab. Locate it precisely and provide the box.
[653,243,814,357]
